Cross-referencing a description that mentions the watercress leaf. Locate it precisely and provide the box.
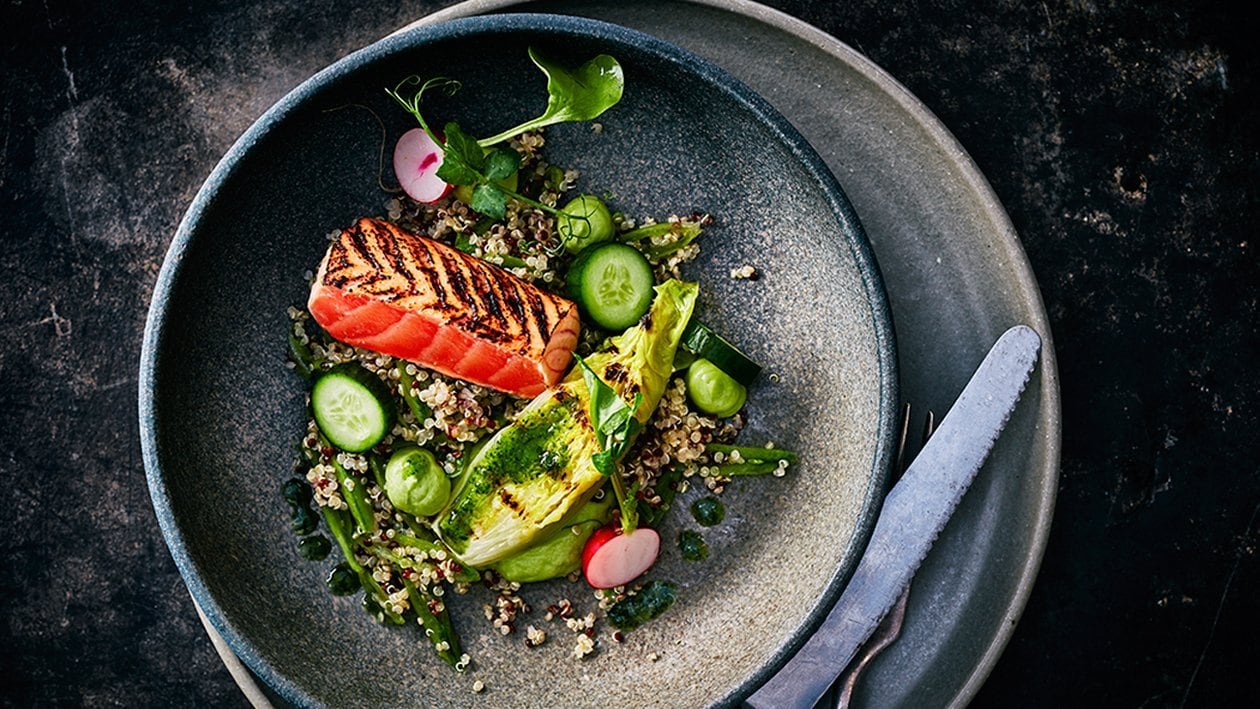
[477,49,624,146]
[470,183,507,220]
[442,122,485,171]
[435,157,478,187]
[484,148,521,181]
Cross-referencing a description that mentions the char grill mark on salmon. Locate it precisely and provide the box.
[308,218,580,398]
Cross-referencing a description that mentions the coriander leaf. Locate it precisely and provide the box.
[477,49,624,147]
[484,148,521,181]
[470,183,507,220]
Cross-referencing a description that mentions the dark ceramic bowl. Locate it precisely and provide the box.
[141,14,897,707]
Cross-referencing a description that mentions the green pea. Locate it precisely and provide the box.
[384,446,450,518]
[685,358,747,418]
[690,497,726,527]
[557,194,614,253]
[297,535,331,561]
[327,563,360,596]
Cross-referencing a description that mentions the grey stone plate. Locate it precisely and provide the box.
[412,2,1061,708]
[141,12,898,709]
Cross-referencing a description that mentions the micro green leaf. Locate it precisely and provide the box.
[434,159,478,188]
[592,450,616,477]
[575,355,643,532]
[441,122,484,171]
[470,183,507,220]
[478,48,624,147]
[484,147,521,181]
[433,122,480,186]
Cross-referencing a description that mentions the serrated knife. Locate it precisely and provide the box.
[745,325,1042,709]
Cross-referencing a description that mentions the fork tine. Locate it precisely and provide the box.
[894,402,913,474]
[827,407,936,709]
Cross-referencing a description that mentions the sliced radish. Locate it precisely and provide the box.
[393,127,451,203]
[581,524,660,589]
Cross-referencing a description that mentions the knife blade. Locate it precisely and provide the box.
[745,324,1042,709]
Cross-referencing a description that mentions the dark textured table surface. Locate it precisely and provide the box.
[3,0,1257,706]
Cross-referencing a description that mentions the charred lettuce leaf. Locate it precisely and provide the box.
[435,280,698,567]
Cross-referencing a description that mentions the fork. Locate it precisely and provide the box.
[829,403,936,709]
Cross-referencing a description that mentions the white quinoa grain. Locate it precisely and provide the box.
[572,633,595,659]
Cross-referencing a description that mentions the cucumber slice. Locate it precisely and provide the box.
[679,321,762,386]
[566,242,655,330]
[311,363,395,452]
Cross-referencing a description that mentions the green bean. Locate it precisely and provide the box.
[393,531,441,552]
[711,461,783,477]
[322,508,404,624]
[319,433,377,534]
[641,465,682,526]
[321,507,364,573]
[287,326,318,379]
[389,534,480,584]
[617,218,705,258]
[395,361,433,422]
[403,578,462,668]
[368,453,388,491]
[705,443,798,464]
[495,254,529,269]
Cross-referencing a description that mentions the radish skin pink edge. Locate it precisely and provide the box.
[393,127,451,203]
[581,525,661,590]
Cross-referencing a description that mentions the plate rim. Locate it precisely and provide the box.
[420,0,1062,705]
[139,11,900,708]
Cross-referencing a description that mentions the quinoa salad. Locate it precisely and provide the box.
[278,49,796,678]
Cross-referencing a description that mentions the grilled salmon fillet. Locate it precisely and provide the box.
[308,218,580,398]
